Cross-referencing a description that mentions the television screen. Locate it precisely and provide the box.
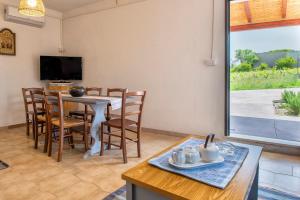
[40,56,82,80]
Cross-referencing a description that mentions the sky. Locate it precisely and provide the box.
[230,26,300,60]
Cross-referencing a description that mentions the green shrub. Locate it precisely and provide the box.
[275,56,296,70]
[235,49,259,66]
[282,90,295,103]
[257,63,269,71]
[281,90,300,116]
[231,63,252,72]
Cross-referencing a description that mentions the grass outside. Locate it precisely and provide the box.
[231,68,300,91]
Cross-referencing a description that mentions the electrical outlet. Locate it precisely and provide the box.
[204,59,217,66]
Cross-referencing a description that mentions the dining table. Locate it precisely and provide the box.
[60,94,122,159]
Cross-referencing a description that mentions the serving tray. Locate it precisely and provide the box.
[168,156,224,169]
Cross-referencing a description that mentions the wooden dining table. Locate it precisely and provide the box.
[60,94,122,159]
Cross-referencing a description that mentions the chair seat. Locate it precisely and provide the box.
[52,118,85,128]
[37,115,58,122]
[103,118,137,128]
[37,115,47,122]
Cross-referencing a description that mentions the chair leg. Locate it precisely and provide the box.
[41,123,44,134]
[47,126,53,157]
[108,126,111,150]
[34,123,39,149]
[69,136,75,149]
[121,129,127,163]
[26,114,30,136]
[137,131,141,158]
[84,121,89,151]
[68,129,75,149]
[100,123,105,156]
[43,123,48,153]
[32,118,36,140]
[57,126,64,162]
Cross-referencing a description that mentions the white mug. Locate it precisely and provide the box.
[172,148,186,164]
[185,146,201,164]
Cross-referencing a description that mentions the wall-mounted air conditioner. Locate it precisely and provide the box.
[4,6,45,28]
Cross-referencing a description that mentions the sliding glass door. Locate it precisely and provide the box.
[226,0,300,142]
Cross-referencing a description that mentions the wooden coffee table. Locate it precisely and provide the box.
[122,136,262,200]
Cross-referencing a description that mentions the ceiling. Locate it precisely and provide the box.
[44,0,105,12]
[230,0,300,31]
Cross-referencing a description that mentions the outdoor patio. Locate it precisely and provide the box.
[230,88,300,142]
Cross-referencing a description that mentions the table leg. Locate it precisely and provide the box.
[247,165,259,200]
[83,103,106,159]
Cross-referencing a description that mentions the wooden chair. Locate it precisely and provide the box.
[100,89,146,163]
[22,88,44,138]
[44,92,88,162]
[69,87,103,121]
[30,90,47,151]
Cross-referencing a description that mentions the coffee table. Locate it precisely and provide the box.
[122,136,262,200]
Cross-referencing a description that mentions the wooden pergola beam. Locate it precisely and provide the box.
[243,1,252,23]
[231,18,300,31]
[282,0,287,18]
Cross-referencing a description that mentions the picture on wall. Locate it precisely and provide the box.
[0,28,16,56]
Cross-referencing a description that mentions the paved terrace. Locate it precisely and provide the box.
[230,88,300,142]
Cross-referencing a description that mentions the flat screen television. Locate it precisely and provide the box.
[40,56,82,80]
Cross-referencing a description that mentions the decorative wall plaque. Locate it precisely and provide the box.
[0,28,16,56]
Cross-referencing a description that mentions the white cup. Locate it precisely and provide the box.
[172,148,186,164]
[184,146,201,164]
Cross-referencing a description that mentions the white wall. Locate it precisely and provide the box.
[0,3,62,126]
[63,0,226,136]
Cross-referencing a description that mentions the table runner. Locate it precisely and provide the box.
[148,138,249,189]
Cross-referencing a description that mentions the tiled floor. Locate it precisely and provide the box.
[259,152,300,196]
[0,127,181,200]
[0,127,300,199]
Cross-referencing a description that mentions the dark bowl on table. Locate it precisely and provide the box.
[69,87,85,97]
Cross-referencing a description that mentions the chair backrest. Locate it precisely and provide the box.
[22,88,44,113]
[106,88,128,120]
[85,87,103,96]
[107,88,146,129]
[44,92,64,127]
[123,91,147,129]
[30,89,46,117]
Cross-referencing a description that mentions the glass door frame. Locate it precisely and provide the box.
[225,0,231,136]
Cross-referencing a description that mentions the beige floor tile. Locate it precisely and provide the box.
[56,182,99,200]
[0,181,39,200]
[26,192,57,200]
[82,189,110,200]
[39,173,81,193]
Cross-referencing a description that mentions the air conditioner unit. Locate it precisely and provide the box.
[4,6,45,28]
